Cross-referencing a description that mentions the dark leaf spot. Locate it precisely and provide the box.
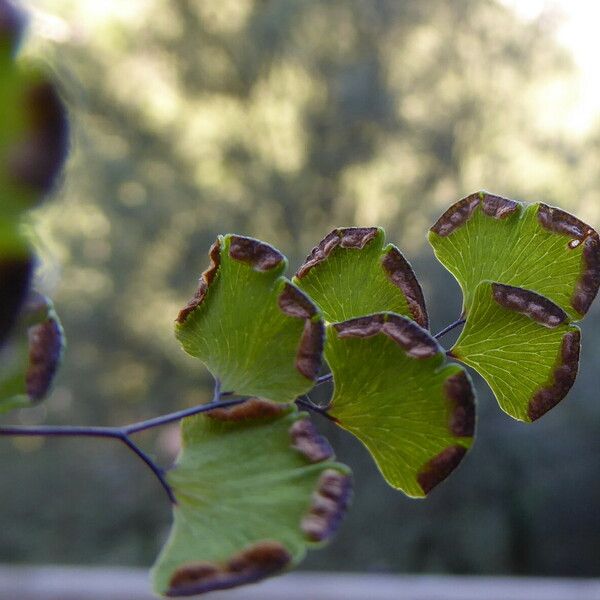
[301,470,352,542]
[430,193,481,237]
[537,204,600,316]
[295,227,377,279]
[228,235,284,271]
[381,314,439,358]
[444,371,475,437]
[537,203,593,240]
[527,330,580,421]
[334,313,439,358]
[9,80,69,197]
[278,283,316,319]
[277,283,323,380]
[176,240,221,323]
[417,445,467,495]
[338,227,378,249]
[289,418,333,463]
[491,283,567,328]
[334,314,385,339]
[207,398,287,422]
[381,246,428,328]
[295,231,340,279]
[296,319,324,380]
[480,193,519,219]
[430,192,519,237]
[167,540,291,597]
[572,235,600,316]
[24,293,64,402]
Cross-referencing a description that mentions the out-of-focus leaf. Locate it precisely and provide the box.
[294,227,427,327]
[176,235,324,403]
[0,1,68,344]
[450,281,580,422]
[324,313,475,497]
[0,291,65,413]
[0,65,69,210]
[0,229,32,347]
[1,10,69,213]
[151,400,351,597]
[428,192,600,320]
[0,0,26,57]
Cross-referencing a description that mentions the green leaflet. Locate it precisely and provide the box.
[325,313,475,498]
[294,227,428,327]
[450,281,580,422]
[0,292,65,414]
[0,59,69,212]
[175,235,324,403]
[428,192,600,320]
[0,54,34,216]
[152,400,351,597]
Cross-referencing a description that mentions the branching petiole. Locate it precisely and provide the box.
[296,396,339,423]
[0,377,341,502]
[0,379,248,504]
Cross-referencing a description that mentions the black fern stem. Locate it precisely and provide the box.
[296,396,339,424]
[433,317,466,340]
[0,379,248,503]
[118,435,177,503]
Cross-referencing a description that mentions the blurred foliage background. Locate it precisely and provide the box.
[2,0,600,576]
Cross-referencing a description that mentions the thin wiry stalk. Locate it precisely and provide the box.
[433,317,466,340]
[0,379,248,503]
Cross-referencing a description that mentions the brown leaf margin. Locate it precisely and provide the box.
[333,312,438,359]
[451,281,581,423]
[488,282,581,421]
[430,192,600,319]
[537,204,600,316]
[329,313,475,495]
[528,329,580,422]
[22,292,65,402]
[177,235,324,383]
[165,403,352,596]
[296,227,428,327]
[277,283,324,381]
[430,191,519,237]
